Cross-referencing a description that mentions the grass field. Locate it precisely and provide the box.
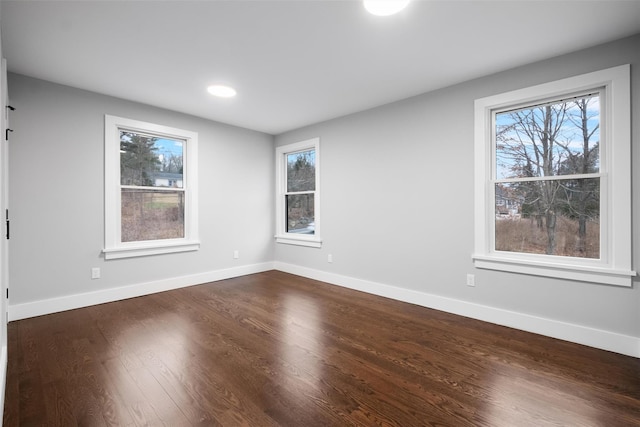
[121,191,184,242]
[495,215,599,258]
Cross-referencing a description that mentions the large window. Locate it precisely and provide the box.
[473,65,634,286]
[275,138,321,247]
[494,92,601,258]
[104,116,199,259]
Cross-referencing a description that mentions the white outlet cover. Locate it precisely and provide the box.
[466,274,475,287]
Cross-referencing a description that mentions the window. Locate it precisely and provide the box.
[473,65,634,286]
[275,138,321,247]
[494,92,601,258]
[104,115,199,259]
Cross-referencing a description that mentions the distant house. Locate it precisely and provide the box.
[151,172,183,188]
[495,184,521,219]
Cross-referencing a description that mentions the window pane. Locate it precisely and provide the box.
[121,131,184,188]
[495,94,600,180]
[287,149,315,192]
[495,179,599,258]
[121,189,184,242]
[286,193,314,234]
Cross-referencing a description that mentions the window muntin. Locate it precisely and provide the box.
[473,65,634,287]
[492,93,601,259]
[104,116,199,259]
[276,139,321,247]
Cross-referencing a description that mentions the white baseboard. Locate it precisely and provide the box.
[8,262,275,322]
[274,262,640,358]
[8,261,638,358]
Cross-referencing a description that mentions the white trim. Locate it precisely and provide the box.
[8,262,274,321]
[275,138,321,248]
[103,240,200,260]
[274,262,640,358]
[6,262,639,358]
[104,115,199,260]
[274,235,322,248]
[472,254,635,287]
[473,65,633,286]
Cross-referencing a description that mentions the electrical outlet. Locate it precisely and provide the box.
[328,254,333,263]
[91,267,101,280]
[233,250,239,259]
[466,274,475,287]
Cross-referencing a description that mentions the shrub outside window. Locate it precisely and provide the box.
[104,116,199,259]
[473,65,634,286]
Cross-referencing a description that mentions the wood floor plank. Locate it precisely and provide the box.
[3,323,19,426]
[41,380,78,427]
[4,270,640,426]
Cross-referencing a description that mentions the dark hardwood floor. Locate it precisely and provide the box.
[3,270,639,426]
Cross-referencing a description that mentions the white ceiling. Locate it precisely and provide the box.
[2,0,640,135]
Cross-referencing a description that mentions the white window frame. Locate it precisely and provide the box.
[473,65,635,287]
[275,138,321,248]
[103,115,199,260]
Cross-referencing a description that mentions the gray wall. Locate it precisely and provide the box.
[274,34,640,340]
[7,73,274,305]
[6,34,639,350]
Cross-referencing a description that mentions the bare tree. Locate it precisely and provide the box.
[497,103,569,254]
[160,152,183,174]
[556,97,600,254]
[286,151,316,230]
[495,93,600,257]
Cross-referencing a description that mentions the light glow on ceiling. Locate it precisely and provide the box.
[364,0,411,16]
[207,85,237,98]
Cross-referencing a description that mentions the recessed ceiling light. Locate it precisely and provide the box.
[364,0,410,16]
[207,85,237,98]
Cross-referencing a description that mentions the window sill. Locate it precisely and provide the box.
[103,240,200,260]
[275,235,322,248]
[472,254,636,287]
